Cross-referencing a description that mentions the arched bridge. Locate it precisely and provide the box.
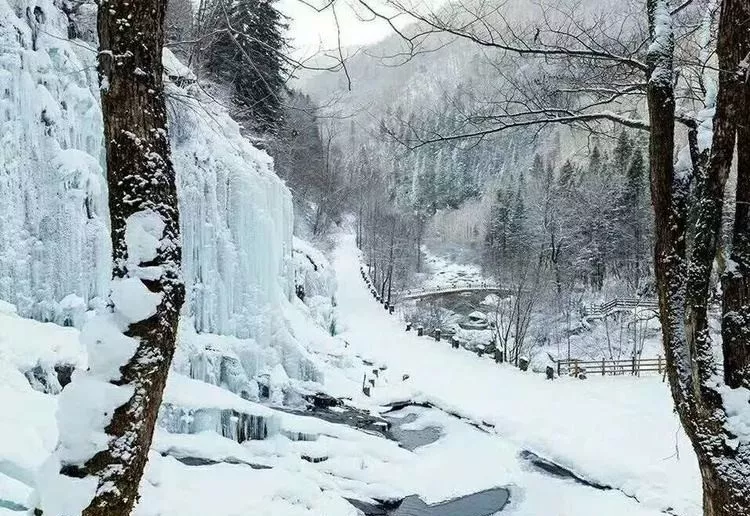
[400,282,512,301]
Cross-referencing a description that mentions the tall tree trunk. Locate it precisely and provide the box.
[416,216,424,272]
[649,1,750,514]
[387,218,396,304]
[93,0,184,512]
[721,3,750,389]
[36,1,185,514]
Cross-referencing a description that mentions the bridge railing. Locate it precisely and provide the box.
[581,298,658,318]
[401,282,506,298]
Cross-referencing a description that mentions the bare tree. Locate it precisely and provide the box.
[165,0,194,44]
[648,1,750,513]
[358,0,750,511]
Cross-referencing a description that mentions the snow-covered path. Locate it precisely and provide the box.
[333,233,701,516]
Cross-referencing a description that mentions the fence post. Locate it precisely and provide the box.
[557,360,561,377]
[657,355,662,374]
[601,358,605,376]
[631,355,636,375]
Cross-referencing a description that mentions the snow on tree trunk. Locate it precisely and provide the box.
[720,0,750,392]
[33,0,184,514]
[649,0,750,514]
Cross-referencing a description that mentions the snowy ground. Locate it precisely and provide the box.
[0,233,702,516]
[333,232,702,516]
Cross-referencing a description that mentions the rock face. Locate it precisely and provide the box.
[519,450,610,490]
[301,454,328,464]
[304,392,342,409]
[23,363,76,394]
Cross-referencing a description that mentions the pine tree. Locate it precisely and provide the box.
[625,149,646,208]
[624,149,648,285]
[587,145,603,178]
[205,0,287,134]
[485,188,511,262]
[507,185,528,267]
[612,129,633,174]
[530,153,544,179]
[558,160,575,188]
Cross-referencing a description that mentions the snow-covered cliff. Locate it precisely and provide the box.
[0,0,301,344]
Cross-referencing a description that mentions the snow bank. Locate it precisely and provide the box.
[0,309,84,375]
[333,232,703,516]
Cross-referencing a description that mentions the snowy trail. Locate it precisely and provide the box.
[333,233,701,516]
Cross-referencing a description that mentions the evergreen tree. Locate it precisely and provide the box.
[558,160,575,188]
[507,185,528,264]
[544,161,554,187]
[485,188,511,262]
[587,145,603,177]
[612,129,633,174]
[530,153,544,179]
[623,149,648,285]
[624,149,646,209]
[205,0,287,134]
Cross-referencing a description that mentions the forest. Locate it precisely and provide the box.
[0,0,749,515]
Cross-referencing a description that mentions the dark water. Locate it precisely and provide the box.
[348,488,510,516]
[393,488,510,516]
[519,450,610,490]
[276,403,393,439]
[353,409,509,515]
[386,412,442,451]
[168,453,271,469]
[0,498,27,512]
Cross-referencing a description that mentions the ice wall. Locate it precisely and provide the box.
[0,0,110,321]
[0,0,298,363]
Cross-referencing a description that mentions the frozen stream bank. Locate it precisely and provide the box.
[331,231,700,516]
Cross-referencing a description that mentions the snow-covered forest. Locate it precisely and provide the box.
[1,0,750,514]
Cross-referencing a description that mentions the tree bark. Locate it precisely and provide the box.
[386,218,396,303]
[56,0,185,514]
[720,0,750,390]
[649,1,750,514]
[416,216,424,272]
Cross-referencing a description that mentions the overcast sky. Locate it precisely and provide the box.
[277,0,416,58]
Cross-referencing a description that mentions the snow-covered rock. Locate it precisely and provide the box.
[293,237,338,334]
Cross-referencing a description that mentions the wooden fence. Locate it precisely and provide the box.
[557,356,666,377]
[581,298,659,318]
